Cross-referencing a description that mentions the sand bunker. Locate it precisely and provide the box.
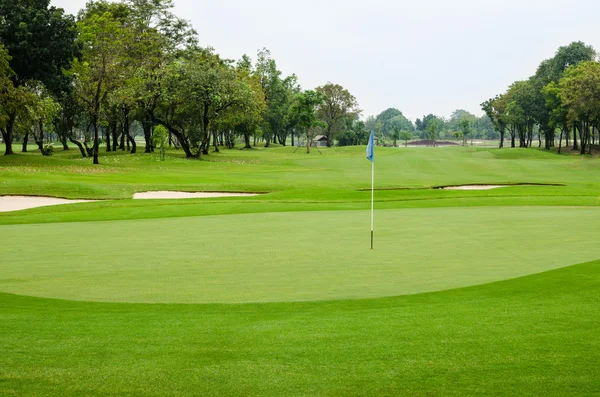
[442,185,509,191]
[133,191,260,199]
[0,191,261,213]
[0,196,96,212]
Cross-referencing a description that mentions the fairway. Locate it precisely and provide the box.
[3,4,600,394]
[3,206,600,303]
[2,145,600,396]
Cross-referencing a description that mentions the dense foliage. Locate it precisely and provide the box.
[0,0,363,162]
[2,2,599,159]
[482,41,599,153]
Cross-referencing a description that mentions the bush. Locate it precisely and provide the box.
[43,144,54,156]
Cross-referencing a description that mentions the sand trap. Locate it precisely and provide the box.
[0,196,96,212]
[443,185,509,191]
[133,191,260,199]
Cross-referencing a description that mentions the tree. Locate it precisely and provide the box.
[374,108,413,137]
[458,116,473,146]
[425,117,442,146]
[0,44,17,150]
[151,49,253,158]
[217,59,266,150]
[0,0,79,155]
[559,61,600,155]
[71,10,131,164]
[291,90,326,154]
[542,81,569,153]
[315,83,360,147]
[152,124,168,160]
[22,87,62,155]
[399,130,412,147]
[481,95,508,148]
[123,0,197,153]
[391,126,400,147]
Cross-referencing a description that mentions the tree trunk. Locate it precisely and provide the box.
[150,114,196,158]
[573,125,578,150]
[291,131,295,147]
[34,122,50,155]
[212,130,219,153]
[2,112,16,155]
[244,133,251,149]
[123,113,136,154]
[22,131,29,152]
[580,121,587,155]
[120,123,125,150]
[69,136,87,157]
[306,128,311,154]
[93,116,100,164]
[106,127,112,152]
[60,135,69,150]
[127,133,136,154]
[558,129,563,154]
[112,122,119,152]
[499,129,504,149]
[143,118,153,153]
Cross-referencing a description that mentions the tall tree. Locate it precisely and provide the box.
[71,10,131,164]
[481,95,508,148]
[315,83,360,147]
[291,90,326,154]
[0,0,79,154]
[255,49,298,147]
[559,61,600,155]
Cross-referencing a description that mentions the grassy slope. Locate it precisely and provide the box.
[1,261,599,396]
[1,145,600,395]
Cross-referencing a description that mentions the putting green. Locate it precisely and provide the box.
[2,206,600,303]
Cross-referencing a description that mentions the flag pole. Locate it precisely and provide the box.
[366,130,375,250]
[371,159,374,250]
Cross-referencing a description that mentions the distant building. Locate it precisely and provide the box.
[313,135,328,147]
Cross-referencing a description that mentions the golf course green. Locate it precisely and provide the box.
[1,145,599,396]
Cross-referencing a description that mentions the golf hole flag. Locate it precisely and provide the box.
[366,130,375,162]
[367,131,375,249]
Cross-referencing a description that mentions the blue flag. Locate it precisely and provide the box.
[366,131,375,162]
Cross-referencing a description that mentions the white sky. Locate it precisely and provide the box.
[52,0,600,121]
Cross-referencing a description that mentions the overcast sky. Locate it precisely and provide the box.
[53,0,600,121]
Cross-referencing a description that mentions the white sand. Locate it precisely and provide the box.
[0,191,260,213]
[443,185,508,191]
[0,196,96,212]
[133,191,260,199]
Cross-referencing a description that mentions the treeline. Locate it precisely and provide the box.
[0,0,362,163]
[481,41,600,154]
[336,108,496,147]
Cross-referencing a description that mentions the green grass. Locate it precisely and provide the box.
[1,261,599,396]
[3,207,600,303]
[1,144,600,395]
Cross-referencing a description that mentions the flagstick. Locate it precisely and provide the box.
[371,160,374,250]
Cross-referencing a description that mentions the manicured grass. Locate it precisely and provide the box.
[2,207,600,303]
[1,261,599,396]
[2,145,600,201]
[1,145,600,395]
